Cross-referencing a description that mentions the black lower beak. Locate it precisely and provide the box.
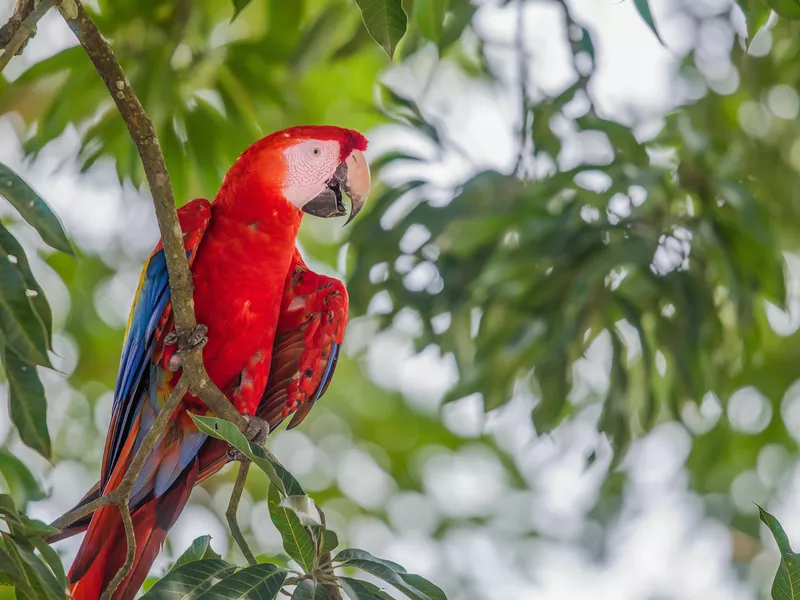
[301,177,347,219]
[301,152,369,221]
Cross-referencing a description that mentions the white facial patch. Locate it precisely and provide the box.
[282,139,342,210]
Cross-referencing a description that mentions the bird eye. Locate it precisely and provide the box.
[311,147,321,157]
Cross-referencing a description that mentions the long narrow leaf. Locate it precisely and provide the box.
[0,223,53,345]
[267,484,316,573]
[171,536,221,572]
[292,579,331,600]
[355,0,408,58]
[196,563,287,600]
[0,252,51,367]
[140,559,237,600]
[189,414,304,496]
[2,345,51,459]
[0,163,73,255]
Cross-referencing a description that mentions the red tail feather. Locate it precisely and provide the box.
[69,460,199,600]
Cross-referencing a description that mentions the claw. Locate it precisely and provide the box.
[168,353,182,372]
[166,324,208,372]
[227,415,270,462]
[188,324,209,349]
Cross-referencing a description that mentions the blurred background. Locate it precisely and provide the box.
[1,0,799,598]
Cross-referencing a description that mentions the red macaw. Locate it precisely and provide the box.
[58,126,370,600]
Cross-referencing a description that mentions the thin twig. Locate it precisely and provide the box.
[101,375,190,600]
[0,0,29,49]
[100,500,135,600]
[49,489,111,532]
[514,0,529,178]
[226,461,257,566]
[0,0,54,73]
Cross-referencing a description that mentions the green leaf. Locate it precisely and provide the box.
[0,248,52,367]
[334,549,445,600]
[196,563,287,600]
[171,536,222,572]
[413,0,446,44]
[339,577,397,600]
[231,0,253,22]
[759,506,800,599]
[355,0,408,59]
[31,537,67,593]
[439,1,476,51]
[632,0,666,46]
[140,559,237,600]
[737,0,772,47]
[2,345,51,459]
[0,163,73,256]
[763,0,800,19]
[0,448,45,509]
[334,549,406,573]
[267,484,315,573]
[0,223,53,345]
[0,496,58,540]
[0,533,62,600]
[188,414,304,496]
[396,575,446,600]
[292,579,331,600]
[321,529,339,553]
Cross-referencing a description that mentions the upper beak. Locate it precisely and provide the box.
[301,150,371,224]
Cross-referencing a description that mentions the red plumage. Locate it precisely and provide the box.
[61,126,367,599]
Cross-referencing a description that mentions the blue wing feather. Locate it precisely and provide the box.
[101,199,212,491]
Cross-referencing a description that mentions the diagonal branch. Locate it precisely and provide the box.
[57,0,247,427]
[0,0,54,73]
[45,0,255,594]
[45,4,339,600]
[48,376,189,598]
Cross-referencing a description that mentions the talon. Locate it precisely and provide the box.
[168,353,182,372]
[164,331,178,345]
[187,324,209,349]
[244,415,270,447]
[227,447,248,462]
[226,415,270,461]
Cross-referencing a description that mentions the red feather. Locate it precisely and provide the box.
[62,126,361,600]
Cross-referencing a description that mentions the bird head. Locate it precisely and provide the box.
[228,125,371,225]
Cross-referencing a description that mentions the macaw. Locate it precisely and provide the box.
[54,126,370,600]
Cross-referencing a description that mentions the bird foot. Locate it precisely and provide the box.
[166,324,209,372]
[227,415,270,462]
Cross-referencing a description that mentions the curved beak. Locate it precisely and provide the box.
[340,150,371,225]
[301,150,371,224]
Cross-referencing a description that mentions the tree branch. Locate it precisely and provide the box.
[45,4,342,598]
[0,0,54,73]
[226,461,257,566]
[49,376,189,595]
[57,0,247,426]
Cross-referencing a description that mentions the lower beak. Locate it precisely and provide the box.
[301,150,371,224]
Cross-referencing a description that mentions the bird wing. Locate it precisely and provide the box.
[101,198,212,489]
[256,252,348,430]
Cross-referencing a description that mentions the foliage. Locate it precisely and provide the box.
[0,494,66,600]
[760,507,800,599]
[0,160,71,459]
[3,0,800,598]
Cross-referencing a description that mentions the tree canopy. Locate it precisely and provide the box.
[2,0,800,598]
